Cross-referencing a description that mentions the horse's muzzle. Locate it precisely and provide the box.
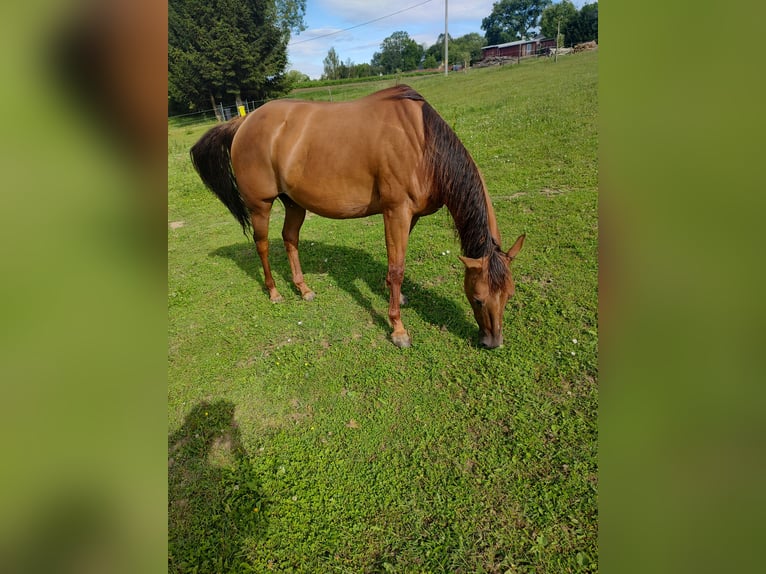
[479,332,503,349]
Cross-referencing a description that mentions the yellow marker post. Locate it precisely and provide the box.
[238,105,246,117]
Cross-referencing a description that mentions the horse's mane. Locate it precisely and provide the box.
[389,85,509,291]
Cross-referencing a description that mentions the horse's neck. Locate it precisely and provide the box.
[473,169,501,244]
[481,185,501,246]
[443,181,502,258]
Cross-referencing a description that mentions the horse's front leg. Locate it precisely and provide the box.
[397,215,420,307]
[383,209,413,348]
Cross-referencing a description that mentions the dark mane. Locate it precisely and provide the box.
[391,85,509,291]
[384,84,425,102]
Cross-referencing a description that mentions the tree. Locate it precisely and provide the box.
[540,0,578,44]
[322,47,341,80]
[451,33,486,65]
[424,33,453,67]
[344,58,355,78]
[563,2,598,46]
[371,31,424,74]
[168,0,306,114]
[481,0,552,45]
[353,62,373,78]
[275,0,307,37]
[285,69,310,87]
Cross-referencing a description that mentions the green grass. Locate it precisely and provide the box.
[169,51,597,573]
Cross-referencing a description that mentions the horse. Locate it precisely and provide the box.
[190,85,525,348]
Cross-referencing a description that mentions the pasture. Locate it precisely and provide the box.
[169,50,598,573]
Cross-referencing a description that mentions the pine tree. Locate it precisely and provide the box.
[169,0,304,114]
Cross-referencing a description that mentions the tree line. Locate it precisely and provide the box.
[318,32,487,81]
[481,0,598,46]
[169,0,597,115]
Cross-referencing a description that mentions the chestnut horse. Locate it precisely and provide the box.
[191,85,524,348]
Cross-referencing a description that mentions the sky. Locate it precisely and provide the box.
[286,0,503,79]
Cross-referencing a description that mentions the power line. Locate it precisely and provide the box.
[288,0,436,47]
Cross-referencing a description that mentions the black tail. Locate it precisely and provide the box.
[190,116,251,236]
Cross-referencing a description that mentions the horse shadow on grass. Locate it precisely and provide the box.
[210,240,478,345]
[168,400,264,572]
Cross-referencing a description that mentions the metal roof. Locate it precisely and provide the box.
[481,37,555,50]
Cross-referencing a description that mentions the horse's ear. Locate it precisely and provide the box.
[459,255,483,270]
[506,234,526,260]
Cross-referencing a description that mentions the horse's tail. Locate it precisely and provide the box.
[190,116,251,236]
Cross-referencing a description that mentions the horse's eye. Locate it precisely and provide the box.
[473,298,484,308]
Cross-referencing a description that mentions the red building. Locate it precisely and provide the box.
[481,37,557,59]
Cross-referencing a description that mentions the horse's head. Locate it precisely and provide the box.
[459,234,525,349]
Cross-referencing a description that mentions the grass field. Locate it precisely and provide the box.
[169,50,598,573]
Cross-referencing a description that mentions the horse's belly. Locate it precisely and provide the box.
[284,185,381,219]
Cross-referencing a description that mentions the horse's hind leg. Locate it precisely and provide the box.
[280,195,315,301]
[250,199,284,303]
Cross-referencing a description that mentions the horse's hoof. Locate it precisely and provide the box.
[302,291,316,302]
[270,295,285,303]
[391,333,412,348]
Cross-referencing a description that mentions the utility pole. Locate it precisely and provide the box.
[555,18,560,63]
[444,0,448,76]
